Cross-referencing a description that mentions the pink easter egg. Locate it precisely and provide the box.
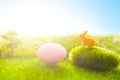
[37,42,67,65]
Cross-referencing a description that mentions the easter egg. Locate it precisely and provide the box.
[37,42,67,65]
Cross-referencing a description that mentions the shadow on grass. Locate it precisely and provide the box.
[25,62,70,80]
[32,63,65,71]
[72,64,120,80]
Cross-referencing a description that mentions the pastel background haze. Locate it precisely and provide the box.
[0,0,120,36]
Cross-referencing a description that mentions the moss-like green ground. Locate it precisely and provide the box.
[70,46,120,70]
[0,57,120,80]
[0,34,120,80]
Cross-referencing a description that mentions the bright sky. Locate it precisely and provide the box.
[0,0,120,36]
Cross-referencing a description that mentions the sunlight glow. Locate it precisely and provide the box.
[1,4,71,36]
[0,0,120,37]
[0,0,110,36]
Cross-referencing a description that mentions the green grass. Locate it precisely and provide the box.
[70,46,120,71]
[0,34,120,80]
[0,57,120,80]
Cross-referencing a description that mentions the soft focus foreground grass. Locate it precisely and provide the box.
[0,34,120,80]
[0,58,120,80]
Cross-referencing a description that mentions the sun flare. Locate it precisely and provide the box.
[3,4,70,36]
